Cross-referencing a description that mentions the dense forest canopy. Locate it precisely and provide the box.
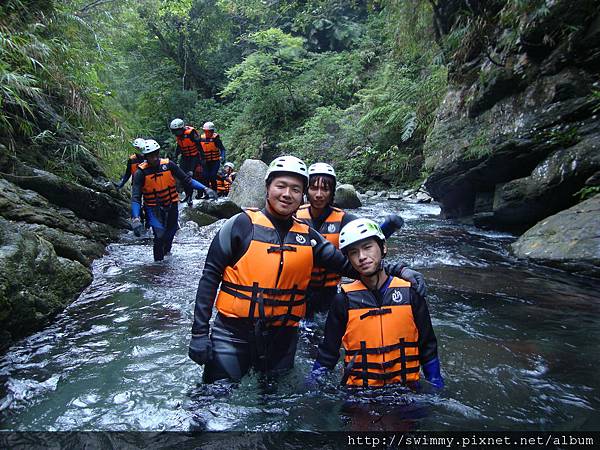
[2,0,596,189]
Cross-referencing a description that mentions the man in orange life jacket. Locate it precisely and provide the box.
[169,118,205,206]
[114,138,146,190]
[188,156,427,383]
[295,162,411,319]
[199,121,227,193]
[131,139,217,261]
[215,162,236,197]
[311,218,443,389]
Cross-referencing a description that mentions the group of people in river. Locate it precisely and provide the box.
[114,119,237,261]
[118,120,443,391]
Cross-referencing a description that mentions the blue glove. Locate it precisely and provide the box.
[131,201,141,219]
[380,214,404,238]
[422,357,444,389]
[189,334,212,366]
[305,360,328,389]
[400,267,427,297]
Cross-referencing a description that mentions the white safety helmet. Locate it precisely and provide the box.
[265,155,308,184]
[169,118,185,130]
[132,138,146,151]
[202,121,215,131]
[339,218,385,252]
[308,162,336,180]
[142,139,161,155]
[224,162,235,169]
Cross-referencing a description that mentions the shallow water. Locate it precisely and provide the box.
[1,200,599,432]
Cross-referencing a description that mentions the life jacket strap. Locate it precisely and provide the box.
[359,308,392,320]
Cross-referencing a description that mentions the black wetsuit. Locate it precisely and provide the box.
[316,274,438,373]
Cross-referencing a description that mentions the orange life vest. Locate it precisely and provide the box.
[296,204,345,288]
[176,126,200,158]
[216,176,231,195]
[215,209,314,326]
[129,153,144,177]
[341,277,420,387]
[138,158,180,207]
[200,132,221,161]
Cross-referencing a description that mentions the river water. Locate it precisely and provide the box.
[1,199,599,434]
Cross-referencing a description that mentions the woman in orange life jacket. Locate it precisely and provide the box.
[295,162,414,320]
[188,156,426,384]
[310,218,443,389]
[130,139,217,261]
[199,121,227,193]
[169,118,205,206]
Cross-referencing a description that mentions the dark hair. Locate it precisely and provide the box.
[265,171,308,192]
[308,174,336,204]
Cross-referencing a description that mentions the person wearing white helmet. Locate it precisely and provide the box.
[114,138,147,190]
[199,121,227,194]
[130,139,217,261]
[215,161,237,196]
[310,218,444,389]
[295,162,418,320]
[188,155,426,384]
[169,118,205,205]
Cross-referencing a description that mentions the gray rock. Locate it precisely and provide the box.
[402,189,415,197]
[416,191,433,203]
[511,194,600,277]
[335,184,362,209]
[0,217,92,352]
[388,192,402,200]
[365,190,377,197]
[180,207,220,227]
[228,159,268,209]
[194,198,242,219]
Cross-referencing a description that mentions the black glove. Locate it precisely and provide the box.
[204,188,218,200]
[380,214,404,238]
[401,267,427,297]
[189,334,212,365]
[132,218,144,237]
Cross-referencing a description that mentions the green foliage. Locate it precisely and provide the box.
[465,130,491,159]
[575,186,600,201]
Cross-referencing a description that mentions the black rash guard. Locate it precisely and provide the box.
[316,274,439,369]
[299,204,357,233]
[131,160,196,204]
[191,208,364,336]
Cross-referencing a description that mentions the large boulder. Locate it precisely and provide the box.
[511,194,600,277]
[335,184,362,209]
[194,198,242,219]
[423,0,600,232]
[0,217,92,352]
[228,159,268,209]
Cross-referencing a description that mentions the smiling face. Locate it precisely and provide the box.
[307,175,334,210]
[346,237,387,277]
[265,174,305,219]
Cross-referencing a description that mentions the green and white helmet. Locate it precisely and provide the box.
[132,138,146,151]
[339,218,385,252]
[142,139,161,154]
[265,155,308,184]
[308,162,336,180]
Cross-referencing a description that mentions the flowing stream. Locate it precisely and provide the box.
[1,199,599,433]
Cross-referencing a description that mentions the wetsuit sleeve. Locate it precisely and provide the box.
[340,212,358,228]
[316,292,348,369]
[117,158,133,188]
[168,161,206,190]
[130,169,144,205]
[411,288,438,365]
[216,136,226,160]
[191,130,206,162]
[191,213,252,336]
[310,228,360,279]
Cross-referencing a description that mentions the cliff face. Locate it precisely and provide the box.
[0,122,129,352]
[424,0,599,232]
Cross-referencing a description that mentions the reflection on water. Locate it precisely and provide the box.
[1,200,599,431]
